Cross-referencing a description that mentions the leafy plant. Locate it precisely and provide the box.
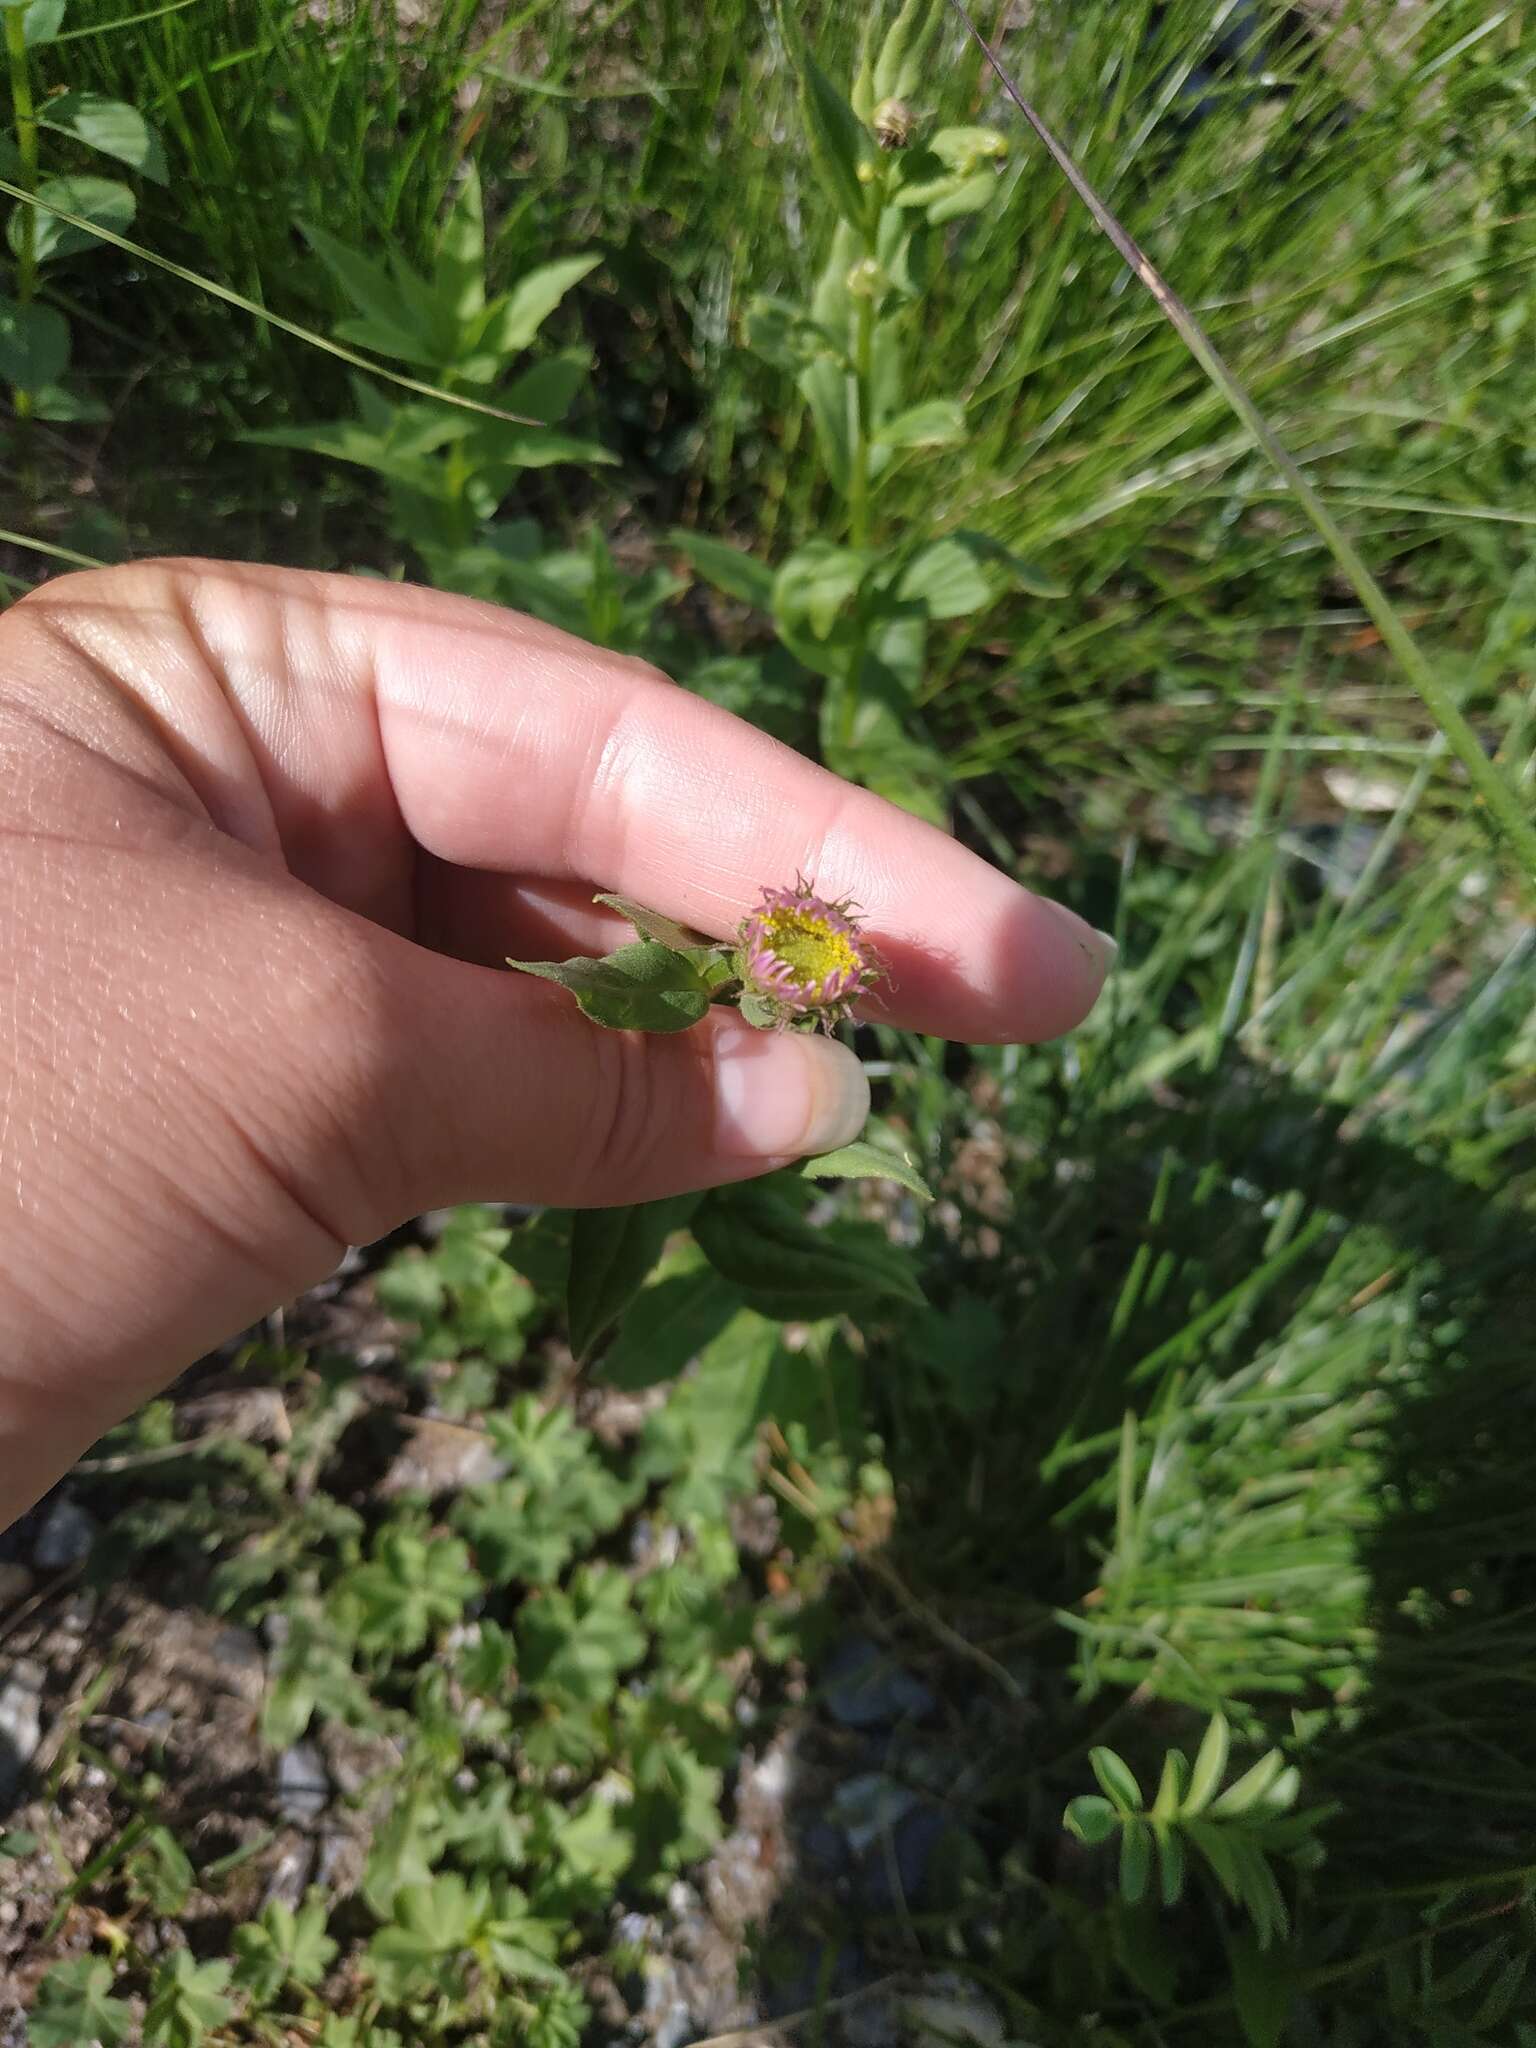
[1065,1715,1329,1947]
[0,0,164,432]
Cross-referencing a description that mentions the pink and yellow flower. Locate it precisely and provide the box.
[737,879,881,1030]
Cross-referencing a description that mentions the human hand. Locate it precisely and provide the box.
[0,560,1114,1523]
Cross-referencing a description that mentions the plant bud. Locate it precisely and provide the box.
[872,97,916,150]
[844,257,885,299]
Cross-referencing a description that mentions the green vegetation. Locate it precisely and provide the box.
[3,2,1535,2044]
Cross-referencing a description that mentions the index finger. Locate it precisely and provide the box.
[25,562,1114,1044]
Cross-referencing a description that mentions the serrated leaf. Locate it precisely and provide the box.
[37,92,167,183]
[693,1182,925,1319]
[591,893,713,951]
[566,1195,699,1362]
[0,295,68,390]
[1090,1745,1144,1814]
[801,1140,932,1202]
[506,941,712,1033]
[600,1263,744,1389]
[667,528,776,611]
[16,175,134,266]
[143,1951,235,2048]
[27,1957,133,2048]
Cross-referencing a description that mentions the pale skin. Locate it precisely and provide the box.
[0,560,1115,1527]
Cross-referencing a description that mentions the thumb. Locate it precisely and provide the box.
[367,942,872,1216]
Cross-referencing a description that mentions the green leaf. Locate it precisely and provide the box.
[232,1893,338,2001]
[0,1828,37,1857]
[590,893,713,951]
[773,539,868,653]
[143,1951,235,2048]
[28,1957,133,2048]
[15,175,134,265]
[693,1182,925,1319]
[1156,1824,1186,1906]
[797,354,855,498]
[801,1139,932,1202]
[18,0,64,46]
[1185,1713,1231,1815]
[366,1873,480,2001]
[1152,1746,1189,1821]
[896,535,994,621]
[781,18,873,230]
[0,296,68,390]
[600,1262,744,1389]
[1227,1929,1292,2048]
[566,1195,700,1362]
[30,380,106,421]
[1118,1817,1151,1905]
[37,92,167,182]
[432,163,486,327]
[872,0,938,102]
[1209,1749,1286,1819]
[518,1564,647,1706]
[925,171,1001,225]
[1063,1793,1118,1848]
[300,222,439,365]
[506,941,712,1033]
[479,253,600,359]
[873,399,965,451]
[1090,1745,1144,1814]
[340,1527,481,1655]
[667,527,776,611]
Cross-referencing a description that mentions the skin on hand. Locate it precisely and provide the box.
[0,560,1114,1525]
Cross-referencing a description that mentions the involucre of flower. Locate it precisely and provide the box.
[737,879,882,1031]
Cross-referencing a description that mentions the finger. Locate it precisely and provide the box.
[22,562,1113,1044]
[415,864,637,969]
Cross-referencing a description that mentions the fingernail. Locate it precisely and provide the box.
[716,1031,871,1159]
[1091,926,1119,967]
[1039,896,1117,980]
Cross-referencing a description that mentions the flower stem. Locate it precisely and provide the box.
[4,5,37,427]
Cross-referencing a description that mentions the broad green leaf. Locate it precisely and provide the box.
[16,175,134,265]
[782,18,874,231]
[873,399,965,451]
[37,92,167,183]
[1090,1745,1144,1813]
[1062,1793,1117,1847]
[600,1264,744,1389]
[19,0,64,45]
[143,1951,235,2048]
[432,162,485,327]
[479,253,600,359]
[1185,1713,1230,1814]
[566,1195,700,1362]
[506,941,712,1033]
[773,539,868,653]
[1151,1746,1189,1821]
[797,354,854,498]
[801,1140,932,1202]
[667,527,776,612]
[591,893,713,951]
[500,350,587,423]
[0,296,68,390]
[27,1957,133,2048]
[897,535,994,621]
[693,1182,925,1319]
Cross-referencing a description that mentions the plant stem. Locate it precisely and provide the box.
[950,0,1536,896]
[4,3,37,425]
[840,234,878,749]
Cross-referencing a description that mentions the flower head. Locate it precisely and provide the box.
[737,878,881,1030]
